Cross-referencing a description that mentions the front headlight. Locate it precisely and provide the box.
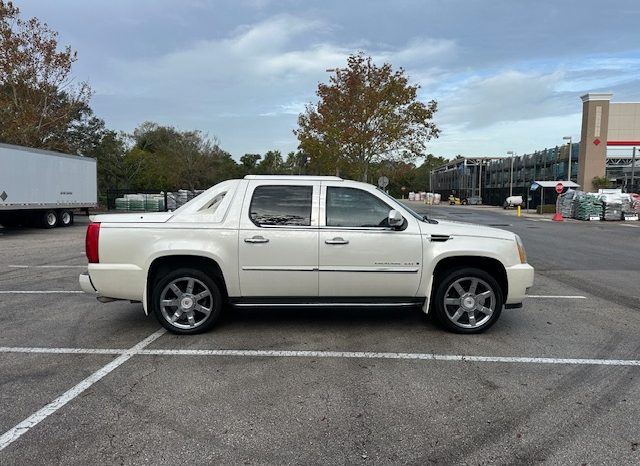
[515,234,527,264]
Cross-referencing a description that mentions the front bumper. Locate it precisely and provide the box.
[79,271,97,294]
[505,263,535,304]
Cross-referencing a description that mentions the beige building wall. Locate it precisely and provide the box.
[578,93,611,192]
[607,103,640,142]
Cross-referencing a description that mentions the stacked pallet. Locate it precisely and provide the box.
[602,200,623,221]
[573,193,602,220]
[559,189,577,218]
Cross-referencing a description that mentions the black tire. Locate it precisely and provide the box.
[59,209,74,227]
[151,267,223,334]
[432,267,503,334]
[41,210,58,228]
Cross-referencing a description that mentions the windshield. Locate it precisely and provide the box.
[376,188,430,222]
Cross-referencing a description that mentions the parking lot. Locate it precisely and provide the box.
[1,207,639,465]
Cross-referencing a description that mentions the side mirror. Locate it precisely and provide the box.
[388,209,404,228]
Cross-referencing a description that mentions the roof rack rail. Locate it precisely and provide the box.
[243,175,343,181]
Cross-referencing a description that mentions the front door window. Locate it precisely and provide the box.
[326,187,391,228]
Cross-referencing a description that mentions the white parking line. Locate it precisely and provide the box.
[0,347,124,355]
[0,328,166,452]
[139,349,640,366]
[0,344,638,367]
[526,295,587,299]
[8,265,86,269]
[0,291,84,294]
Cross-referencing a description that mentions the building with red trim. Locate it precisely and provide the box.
[578,93,640,191]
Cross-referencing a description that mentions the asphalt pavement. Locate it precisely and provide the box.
[1,210,639,465]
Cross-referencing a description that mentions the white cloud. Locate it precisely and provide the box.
[429,113,582,158]
[438,70,571,129]
[20,0,640,160]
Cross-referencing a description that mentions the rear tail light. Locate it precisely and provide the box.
[86,222,101,263]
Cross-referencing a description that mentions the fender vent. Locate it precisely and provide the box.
[430,234,450,242]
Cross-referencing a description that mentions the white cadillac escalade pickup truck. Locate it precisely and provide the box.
[79,175,534,335]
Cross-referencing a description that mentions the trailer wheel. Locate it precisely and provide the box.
[60,210,74,227]
[42,210,58,228]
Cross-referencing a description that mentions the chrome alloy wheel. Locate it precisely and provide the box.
[159,277,213,330]
[443,277,496,329]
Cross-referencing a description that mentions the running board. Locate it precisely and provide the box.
[229,297,425,309]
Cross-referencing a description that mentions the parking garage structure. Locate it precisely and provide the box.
[432,92,639,207]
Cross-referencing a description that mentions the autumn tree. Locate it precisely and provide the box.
[295,53,440,181]
[0,1,92,151]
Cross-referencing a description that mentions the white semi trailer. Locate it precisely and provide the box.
[0,142,97,228]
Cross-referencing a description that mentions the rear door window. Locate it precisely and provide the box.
[249,185,313,226]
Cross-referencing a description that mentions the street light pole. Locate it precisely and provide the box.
[563,136,572,182]
[631,146,637,192]
[507,151,516,197]
[478,160,482,199]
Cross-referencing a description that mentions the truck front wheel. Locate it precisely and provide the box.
[432,267,503,334]
[151,268,223,334]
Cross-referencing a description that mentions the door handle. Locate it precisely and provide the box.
[325,237,349,245]
[244,236,269,244]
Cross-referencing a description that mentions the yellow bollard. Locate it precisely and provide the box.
[517,205,521,217]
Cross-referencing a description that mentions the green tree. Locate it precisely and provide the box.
[240,153,261,174]
[295,53,440,181]
[592,176,613,190]
[283,151,309,175]
[129,122,238,190]
[256,149,284,174]
[209,149,242,185]
[413,154,448,191]
[0,1,91,151]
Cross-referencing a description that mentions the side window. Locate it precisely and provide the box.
[201,192,226,212]
[249,185,313,227]
[326,187,391,228]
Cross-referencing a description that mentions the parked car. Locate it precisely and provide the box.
[80,176,534,335]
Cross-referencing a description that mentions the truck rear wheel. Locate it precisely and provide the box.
[151,268,222,334]
[432,267,503,334]
[41,210,58,228]
[60,210,74,227]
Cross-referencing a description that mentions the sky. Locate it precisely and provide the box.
[16,0,640,161]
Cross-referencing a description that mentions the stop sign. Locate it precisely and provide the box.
[555,182,564,194]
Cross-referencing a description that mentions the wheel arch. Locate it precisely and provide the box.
[145,254,228,315]
[428,255,508,312]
